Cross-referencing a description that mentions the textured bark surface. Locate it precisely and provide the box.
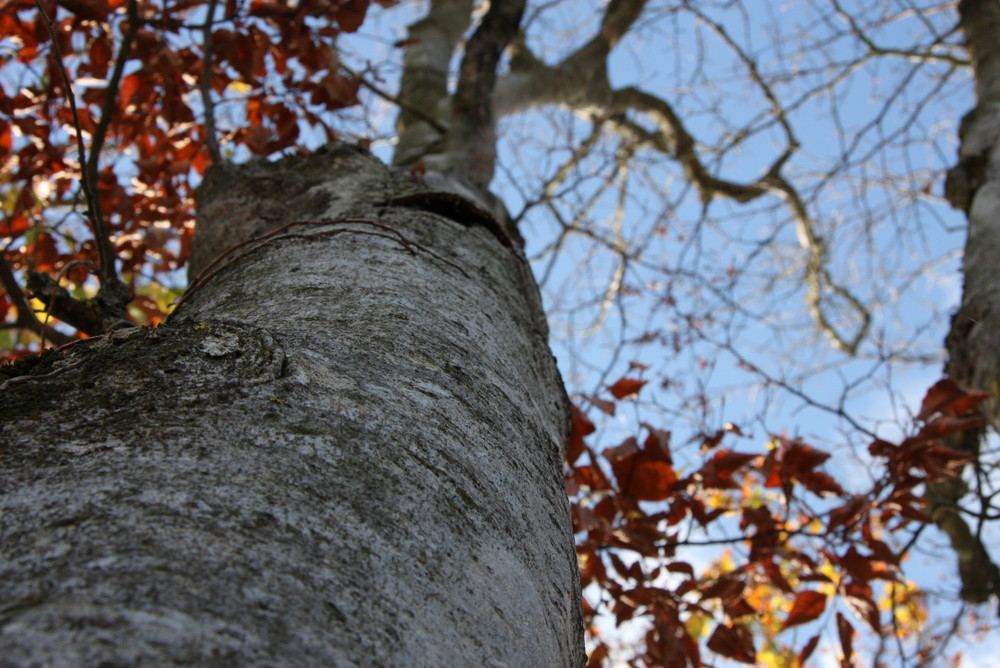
[0,148,585,666]
[936,0,1000,604]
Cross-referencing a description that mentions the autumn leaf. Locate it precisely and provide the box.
[797,634,821,666]
[827,495,868,532]
[332,0,371,33]
[609,377,647,399]
[836,611,854,664]
[781,590,827,631]
[584,394,616,416]
[707,623,756,664]
[917,378,991,420]
[566,404,595,465]
[842,580,880,632]
[614,457,677,501]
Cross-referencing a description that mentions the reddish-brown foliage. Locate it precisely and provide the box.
[566,379,988,665]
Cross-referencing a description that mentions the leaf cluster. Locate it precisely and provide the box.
[567,376,989,667]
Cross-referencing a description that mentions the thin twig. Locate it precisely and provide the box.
[199,0,222,164]
[343,64,448,135]
[33,0,107,275]
[84,0,140,285]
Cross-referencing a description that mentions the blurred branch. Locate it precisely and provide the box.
[199,0,222,164]
[0,255,75,346]
[830,0,969,67]
[34,0,111,281]
[446,0,526,186]
[84,0,138,289]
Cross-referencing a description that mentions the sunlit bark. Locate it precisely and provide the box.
[0,145,585,665]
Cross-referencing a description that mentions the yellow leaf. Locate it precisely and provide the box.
[227,80,252,94]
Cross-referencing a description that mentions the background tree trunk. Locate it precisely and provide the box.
[936,0,1000,604]
[0,145,585,666]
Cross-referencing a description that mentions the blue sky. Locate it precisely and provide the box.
[339,1,991,662]
[3,0,989,662]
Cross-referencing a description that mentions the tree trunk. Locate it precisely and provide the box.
[936,0,1000,604]
[0,144,585,666]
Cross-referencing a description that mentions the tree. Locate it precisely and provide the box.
[937,0,1000,605]
[0,0,995,665]
[0,1,585,665]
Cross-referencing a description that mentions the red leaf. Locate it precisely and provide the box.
[781,590,826,631]
[393,37,421,49]
[566,404,595,465]
[332,0,370,32]
[617,458,677,501]
[916,414,985,441]
[707,623,756,664]
[697,449,759,490]
[609,377,647,399]
[836,611,854,664]
[310,72,361,109]
[29,233,59,272]
[249,0,293,18]
[827,495,868,532]
[799,470,844,496]
[642,423,672,462]
[701,574,745,603]
[666,562,694,578]
[57,0,112,20]
[724,597,756,619]
[761,557,794,594]
[798,634,821,665]
[118,73,143,110]
[604,437,639,463]
[88,33,112,72]
[585,642,609,668]
[842,581,880,632]
[917,378,991,420]
[781,439,831,471]
[584,394,616,416]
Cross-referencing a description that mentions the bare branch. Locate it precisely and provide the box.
[199,0,222,164]
[33,0,109,279]
[447,0,527,186]
[830,0,969,67]
[83,0,139,288]
[393,0,475,168]
[0,255,75,347]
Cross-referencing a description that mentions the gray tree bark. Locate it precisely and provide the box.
[0,144,585,666]
[937,0,1000,604]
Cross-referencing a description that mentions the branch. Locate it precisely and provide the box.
[494,0,650,117]
[925,473,1000,603]
[34,0,109,278]
[83,0,139,287]
[199,0,222,164]
[392,0,475,168]
[958,0,1000,103]
[606,87,870,354]
[0,255,75,346]
[344,64,448,134]
[25,270,120,336]
[446,0,526,186]
[830,0,969,68]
